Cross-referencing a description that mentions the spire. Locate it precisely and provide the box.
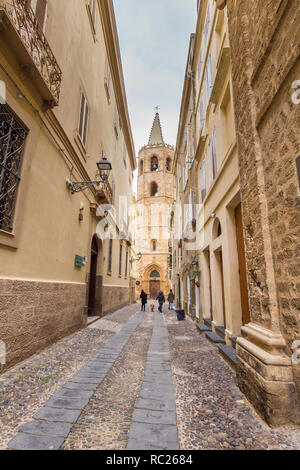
[148,112,164,145]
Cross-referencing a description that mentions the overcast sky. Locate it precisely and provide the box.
[114,0,197,179]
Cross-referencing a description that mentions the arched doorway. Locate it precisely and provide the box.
[149,269,160,299]
[88,235,103,316]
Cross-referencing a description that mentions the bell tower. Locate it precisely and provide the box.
[136,112,175,299]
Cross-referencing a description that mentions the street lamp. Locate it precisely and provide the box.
[66,153,112,194]
[130,252,142,263]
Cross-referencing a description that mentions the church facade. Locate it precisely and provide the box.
[136,113,175,300]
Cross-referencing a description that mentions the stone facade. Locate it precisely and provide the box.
[0,279,86,374]
[216,0,300,425]
[135,114,175,300]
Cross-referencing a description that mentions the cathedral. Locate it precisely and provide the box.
[136,113,175,299]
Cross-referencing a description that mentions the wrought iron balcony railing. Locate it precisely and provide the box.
[0,0,62,107]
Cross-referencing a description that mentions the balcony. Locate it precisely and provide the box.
[0,0,62,108]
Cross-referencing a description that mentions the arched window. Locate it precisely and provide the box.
[151,156,158,171]
[212,217,222,239]
[139,159,143,174]
[151,240,157,252]
[166,158,171,171]
[151,182,158,197]
[150,270,160,278]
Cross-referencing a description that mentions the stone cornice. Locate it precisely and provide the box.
[98,0,136,171]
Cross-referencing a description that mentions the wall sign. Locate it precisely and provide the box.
[75,255,85,268]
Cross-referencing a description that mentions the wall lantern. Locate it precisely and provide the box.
[130,252,142,264]
[66,153,112,194]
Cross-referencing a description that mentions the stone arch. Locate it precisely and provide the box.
[166,157,172,171]
[151,155,159,171]
[212,217,222,239]
[144,263,162,280]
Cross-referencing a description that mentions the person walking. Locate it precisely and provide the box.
[156,291,165,313]
[140,290,147,312]
[167,289,175,310]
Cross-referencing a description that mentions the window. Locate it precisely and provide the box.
[125,250,128,278]
[151,182,158,197]
[119,243,122,276]
[31,0,48,32]
[151,156,158,171]
[150,270,160,278]
[88,0,96,28]
[108,236,113,272]
[78,92,89,147]
[204,4,211,44]
[166,158,171,171]
[139,159,143,175]
[0,104,28,232]
[152,240,157,252]
[199,96,205,135]
[200,157,206,202]
[112,180,115,205]
[209,129,217,181]
[206,56,212,102]
[104,60,111,101]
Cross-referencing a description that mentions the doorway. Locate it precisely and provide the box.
[150,280,160,299]
[235,203,250,325]
[88,236,102,317]
[219,251,226,328]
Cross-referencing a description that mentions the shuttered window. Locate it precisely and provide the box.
[200,157,206,202]
[89,0,96,27]
[78,92,89,147]
[209,129,217,181]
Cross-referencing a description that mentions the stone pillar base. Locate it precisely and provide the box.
[237,323,300,426]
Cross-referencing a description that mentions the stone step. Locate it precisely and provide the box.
[215,325,226,338]
[205,331,226,344]
[217,344,237,367]
[203,317,213,328]
[196,323,212,333]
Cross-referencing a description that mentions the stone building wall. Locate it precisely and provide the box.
[0,279,86,374]
[221,0,300,425]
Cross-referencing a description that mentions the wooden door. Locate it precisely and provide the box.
[88,237,98,316]
[150,281,160,299]
[235,203,250,325]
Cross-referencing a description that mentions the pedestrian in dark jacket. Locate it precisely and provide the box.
[156,291,165,313]
[167,290,175,310]
[140,290,147,311]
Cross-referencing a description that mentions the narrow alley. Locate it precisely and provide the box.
[1,304,300,451]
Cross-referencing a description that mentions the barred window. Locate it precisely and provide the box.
[119,243,122,276]
[0,104,28,232]
[125,250,128,278]
[108,236,113,272]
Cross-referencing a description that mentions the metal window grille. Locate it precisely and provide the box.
[0,104,28,232]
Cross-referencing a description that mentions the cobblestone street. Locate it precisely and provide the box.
[1,303,300,450]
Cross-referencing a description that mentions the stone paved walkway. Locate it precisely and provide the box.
[1,302,300,450]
